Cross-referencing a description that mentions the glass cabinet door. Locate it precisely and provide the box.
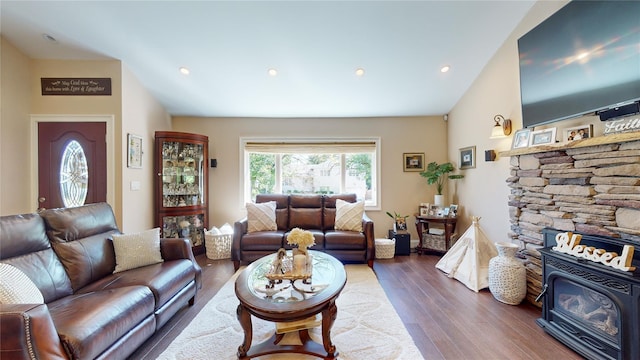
[160,140,204,208]
[162,213,205,248]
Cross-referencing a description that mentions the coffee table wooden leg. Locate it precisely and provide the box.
[236,304,253,358]
[321,299,338,356]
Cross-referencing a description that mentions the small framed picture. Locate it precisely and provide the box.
[403,152,425,172]
[511,128,531,149]
[127,133,143,168]
[429,204,440,216]
[459,146,476,170]
[449,204,458,217]
[419,207,430,216]
[564,124,593,143]
[529,128,557,147]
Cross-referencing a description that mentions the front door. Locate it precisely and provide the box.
[37,122,107,210]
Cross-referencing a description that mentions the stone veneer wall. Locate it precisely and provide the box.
[507,139,640,307]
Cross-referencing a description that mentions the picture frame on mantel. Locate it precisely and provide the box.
[459,146,476,169]
[403,152,425,172]
[511,128,531,149]
[564,124,593,143]
[529,128,557,147]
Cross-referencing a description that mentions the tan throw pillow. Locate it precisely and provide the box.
[334,199,364,232]
[0,263,44,304]
[247,201,277,233]
[112,228,164,273]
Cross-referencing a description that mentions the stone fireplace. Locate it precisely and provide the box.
[503,133,640,307]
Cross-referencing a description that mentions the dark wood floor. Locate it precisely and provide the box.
[130,253,583,360]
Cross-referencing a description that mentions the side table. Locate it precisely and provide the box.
[414,214,457,255]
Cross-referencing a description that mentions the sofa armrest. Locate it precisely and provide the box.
[0,304,68,360]
[160,238,202,289]
[232,218,248,264]
[362,213,375,263]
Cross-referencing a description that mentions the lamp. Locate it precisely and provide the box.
[490,114,512,138]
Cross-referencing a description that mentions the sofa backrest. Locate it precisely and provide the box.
[39,202,120,292]
[323,193,358,231]
[289,194,323,230]
[0,213,73,303]
[256,194,289,231]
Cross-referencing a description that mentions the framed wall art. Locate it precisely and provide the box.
[459,146,476,170]
[511,128,531,149]
[403,152,425,172]
[529,128,557,147]
[127,133,143,168]
[564,124,593,142]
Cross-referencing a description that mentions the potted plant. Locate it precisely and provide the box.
[420,162,464,206]
[386,211,408,232]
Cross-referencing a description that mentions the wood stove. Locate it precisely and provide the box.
[537,228,640,360]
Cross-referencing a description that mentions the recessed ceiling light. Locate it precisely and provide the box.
[179,67,190,75]
[42,33,58,43]
[355,68,365,77]
[440,65,451,73]
[268,68,278,76]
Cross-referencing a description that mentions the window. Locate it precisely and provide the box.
[241,138,380,208]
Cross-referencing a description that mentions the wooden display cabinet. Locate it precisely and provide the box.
[154,131,208,254]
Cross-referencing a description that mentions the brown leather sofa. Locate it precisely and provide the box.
[0,202,202,360]
[232,194,374,270]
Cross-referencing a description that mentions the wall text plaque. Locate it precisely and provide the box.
[41,78,111,96]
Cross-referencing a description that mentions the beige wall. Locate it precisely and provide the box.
[2,1,610,241]
[446,0,604,243]
[172,116,449,239]
[0,37,172,232]
[0,38,32,214]
[121,65,172,231]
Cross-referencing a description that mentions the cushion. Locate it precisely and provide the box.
[247,201,277,233]
[111,228,164,273]
[334,199,364,232]
[0,263,44,304]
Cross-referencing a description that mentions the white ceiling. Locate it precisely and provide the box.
[0,1,535,118]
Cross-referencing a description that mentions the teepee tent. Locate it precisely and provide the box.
[435,216,497,292]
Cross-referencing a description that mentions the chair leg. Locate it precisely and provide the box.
[233,260,240,271]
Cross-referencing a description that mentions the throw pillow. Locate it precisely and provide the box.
[247,201,277,233]
[112,228,164,273]
[334,199,364,232]
[0,263,44,304]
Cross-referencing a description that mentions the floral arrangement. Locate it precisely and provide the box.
[287,228,315,250]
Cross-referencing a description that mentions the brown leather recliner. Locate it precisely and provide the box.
[0,202,202,360]
[232,194,374,270]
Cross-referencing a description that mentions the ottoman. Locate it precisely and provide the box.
[375,238,395,259]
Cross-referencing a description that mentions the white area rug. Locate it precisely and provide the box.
[158,264,424,360]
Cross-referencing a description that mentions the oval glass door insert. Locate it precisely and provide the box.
[60,140,88,207]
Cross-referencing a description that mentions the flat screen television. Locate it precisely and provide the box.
[518,1,640,128]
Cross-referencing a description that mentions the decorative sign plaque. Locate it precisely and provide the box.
[41,78,111,96]
[603,116,640,135]
[553,232,636,272]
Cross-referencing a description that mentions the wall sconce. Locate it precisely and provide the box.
[485,150,497,162]
[490,114,512,138]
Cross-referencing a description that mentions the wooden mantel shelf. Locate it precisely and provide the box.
[500,131,640,157]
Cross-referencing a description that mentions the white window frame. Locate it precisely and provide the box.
[239,137,381,210]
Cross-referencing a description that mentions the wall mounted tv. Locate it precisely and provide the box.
[518,1,640,128]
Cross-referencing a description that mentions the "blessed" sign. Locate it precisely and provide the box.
[552,232,636,272]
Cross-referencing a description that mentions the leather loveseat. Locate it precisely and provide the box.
[232,193,374,270]
[0,202,202,360]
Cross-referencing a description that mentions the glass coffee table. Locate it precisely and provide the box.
[234,250,347,359]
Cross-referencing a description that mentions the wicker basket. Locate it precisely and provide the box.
[375,238,395,259]
[422,233,458,252]
[205,233,232,260]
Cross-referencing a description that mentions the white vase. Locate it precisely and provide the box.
[488,242,527,305]
[434,194,444,207]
